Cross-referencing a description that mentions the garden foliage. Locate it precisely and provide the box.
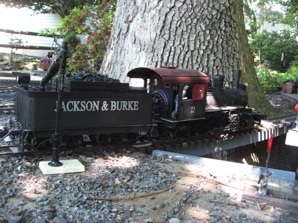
[250,30,298,72]
[256,64,298,92]
[56,0,115,72]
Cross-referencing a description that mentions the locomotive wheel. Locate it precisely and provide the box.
[63,135,80,148]
[95,133,138,145]
[30,137,51,150]
[96,134,110,145]
[127,133,138,143]
[174,124,191,137]
[157,124,173,138]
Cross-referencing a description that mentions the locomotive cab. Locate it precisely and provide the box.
[127,67,210,122]
[170,83,208,120]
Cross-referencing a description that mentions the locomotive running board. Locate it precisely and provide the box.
[206,105,245,112]
[161,117,205,123]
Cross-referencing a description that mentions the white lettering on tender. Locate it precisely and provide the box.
[110,101,139,111]
[56,100,139,112]
[60,101,100,112]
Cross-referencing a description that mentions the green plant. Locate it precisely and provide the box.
[285,65,298,82]
[57,1,116,72]
[256,64,298,92]
[250,30,298,72]
[2,55,10,61]
[0,0,103,18]
[256,66,279,92]
[8,36,26,48]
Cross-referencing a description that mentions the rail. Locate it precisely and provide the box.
[148,114,297,157]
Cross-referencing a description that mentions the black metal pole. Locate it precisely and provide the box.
[48,41,68,167]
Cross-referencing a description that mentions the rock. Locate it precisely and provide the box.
[169,218,181,223]
[34,219,48,223]
[24,161,34,168]
[52,217,68,223]
[8,216,22,223]
[257,202,267,210]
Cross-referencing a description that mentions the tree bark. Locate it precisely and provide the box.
[100,0,276,116]
[235,0,276,116]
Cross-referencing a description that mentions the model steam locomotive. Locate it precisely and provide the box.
[3,65,264,150]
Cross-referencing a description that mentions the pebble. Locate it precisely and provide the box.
[0,151,293,222]
[8,216,22,223]
[0,153,178,222]
[168,218,180,223]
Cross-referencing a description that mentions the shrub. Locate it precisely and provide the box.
[256,66,279,92]
[57,1,116,72]
[256,65,298,92]
[250,30,298,72]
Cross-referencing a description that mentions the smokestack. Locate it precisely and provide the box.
[213,74,224,89]
[232,70,241,89]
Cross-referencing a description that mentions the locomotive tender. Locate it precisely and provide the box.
[9,66,262,149]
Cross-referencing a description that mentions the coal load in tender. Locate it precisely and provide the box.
[65,71,120,83]
[52,72,128,93]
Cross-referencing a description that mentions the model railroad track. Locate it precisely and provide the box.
[0,78,16,87]
[0,86,14,90]
[281,92,298,104]
[0,103,15,111]
[146,113,298,157]
[0,87,15,96]
[0,76,41,87]
[0,113,296,158]
[0,102,15,111]
[0,145,42,157]
[0,86,15,118]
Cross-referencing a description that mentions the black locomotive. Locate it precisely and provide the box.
[4,65,263,150]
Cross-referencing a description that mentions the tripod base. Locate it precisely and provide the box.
[39,159,85,175]
[48,160,63,167]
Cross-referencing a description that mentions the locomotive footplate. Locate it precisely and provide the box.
[206,105,245,112]
[161,117,205,123]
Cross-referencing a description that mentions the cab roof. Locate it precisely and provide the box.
[127,67,210,84]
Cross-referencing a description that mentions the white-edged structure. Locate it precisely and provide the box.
[0,4,61,58]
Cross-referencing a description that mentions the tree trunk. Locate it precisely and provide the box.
[235,0,276,116]
[100,0,276,116]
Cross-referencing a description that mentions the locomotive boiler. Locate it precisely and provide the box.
[4,66,263,150]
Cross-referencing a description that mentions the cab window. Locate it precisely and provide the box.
[192,84,205,100]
